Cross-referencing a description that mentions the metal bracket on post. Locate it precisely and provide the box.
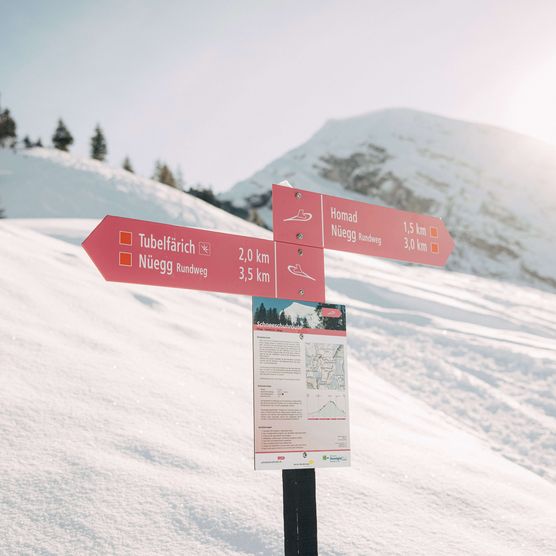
[282,468,318,555]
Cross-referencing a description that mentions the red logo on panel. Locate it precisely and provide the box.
[272,185,323,248]
[275,242,325,302]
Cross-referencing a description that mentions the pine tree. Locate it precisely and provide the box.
[0,109,17,147]
[23,135,33,149]
[35,138,43,147]
[187,185,217,204]
[152,160,161,179]
[175,166,185,190]
[255,302,268,324]
[52,119,73,151]
[152,160,178,188]
[122,156,134,173]
[90,125,107,161]
[160,165,177,188]
[258,303,267,323]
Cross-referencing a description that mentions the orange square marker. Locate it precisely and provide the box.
[429,226,438,238]
[431,242,439,254]
[119,252,132,267]
[119,231,133,246]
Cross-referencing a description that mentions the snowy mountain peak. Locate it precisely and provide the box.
[284,301,314,315]
[222,108,556,291]
[283,301,320,327]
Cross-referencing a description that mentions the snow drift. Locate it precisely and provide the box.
[1,148,556,554]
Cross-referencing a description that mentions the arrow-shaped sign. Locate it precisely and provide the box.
[272,184,455,266]
[82,215,325,301]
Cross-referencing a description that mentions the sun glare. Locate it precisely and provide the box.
[507,57,556,146]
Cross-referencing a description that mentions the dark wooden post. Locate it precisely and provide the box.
[282,468,318,555]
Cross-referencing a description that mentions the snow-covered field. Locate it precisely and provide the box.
[1,149,556,554]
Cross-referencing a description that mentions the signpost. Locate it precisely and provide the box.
[272,184,455,266]
[82,183,455,556]
[82,215,325,302]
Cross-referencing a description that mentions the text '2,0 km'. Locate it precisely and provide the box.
[82,215,326,301]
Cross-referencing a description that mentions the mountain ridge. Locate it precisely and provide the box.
[222,108,556,292]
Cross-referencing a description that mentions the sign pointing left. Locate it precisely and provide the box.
[82,215,325,301]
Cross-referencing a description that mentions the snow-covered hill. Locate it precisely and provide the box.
[1,148,556,554]
[222,108,556,291]
[2,219,556,555]
[0,148,262,238]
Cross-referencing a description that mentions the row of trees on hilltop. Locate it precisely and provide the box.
[1,98,189,188]
[28,119,184,188]
[1,108,112,162]
[49,119,108,162]
[0,97,266,226]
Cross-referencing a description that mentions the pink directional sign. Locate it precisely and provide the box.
[272,184,455,266]
[82,215,325,301]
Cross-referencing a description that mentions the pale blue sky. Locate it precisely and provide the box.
[2,0,556,190]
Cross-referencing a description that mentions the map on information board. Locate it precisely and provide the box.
[306,343,345,390]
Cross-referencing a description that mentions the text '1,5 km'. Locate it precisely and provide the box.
[272,184,455,266]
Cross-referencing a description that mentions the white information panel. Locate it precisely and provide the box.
[253,297,350,470]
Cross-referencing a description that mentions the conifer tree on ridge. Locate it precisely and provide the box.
[122,156,134,173]
[90,125,107,161]
[52,119,73,151]
[152,160,178,188]
[0,108,17,147]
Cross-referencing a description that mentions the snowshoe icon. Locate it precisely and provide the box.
[287,264,316,281]
[283,209,313,222]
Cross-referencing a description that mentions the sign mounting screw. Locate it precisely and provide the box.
[296,233,304,240]
[295,192,302,199]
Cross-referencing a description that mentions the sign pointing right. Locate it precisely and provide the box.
[272,184,455,267]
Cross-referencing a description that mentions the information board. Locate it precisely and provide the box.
[253,297,350,470]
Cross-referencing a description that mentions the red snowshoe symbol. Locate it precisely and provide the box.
[287,264,316,281]
[283,209,313,222]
